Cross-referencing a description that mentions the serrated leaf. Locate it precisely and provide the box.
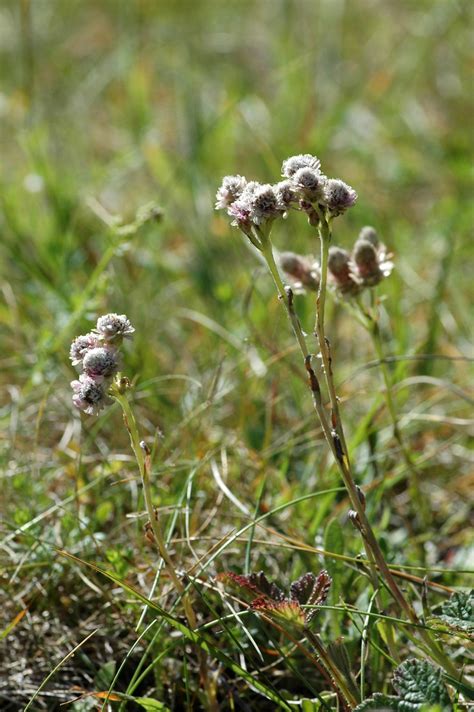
[247,571,286,601]
[305,570,332,623]
[432,590,474,637]
[393,659,452,712]
[57,550,292,711]
[290,573,317,604]
[353,693,399,710]
[216,571,285,601]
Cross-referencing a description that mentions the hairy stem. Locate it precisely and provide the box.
[261,241,339,457]
[259,233,459,678]
[314,218,348,451]
[113,386,218,710]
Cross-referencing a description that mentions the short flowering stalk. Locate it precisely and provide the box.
[111,386,184,591]
[260,225,422,635]
[111,384,218,710]
[69,315,217,709]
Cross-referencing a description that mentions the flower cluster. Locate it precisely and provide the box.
[69,313,135,415]
[278,226,393,297]
[327,226,394,297]
[215,153,357,243]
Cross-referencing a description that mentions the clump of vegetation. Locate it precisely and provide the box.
[1,2,472,710]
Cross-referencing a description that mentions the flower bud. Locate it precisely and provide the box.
[358,225,379,247]
[227,198,252,231]
[352,239,390,286]
[215,175,247,210]
[299,200,320,226]
[292,167,326,202]
[353,240,379,277]
[279,252,320,291]
[274,180,298,211]
[328,246,360,296]
[248,183,282,225]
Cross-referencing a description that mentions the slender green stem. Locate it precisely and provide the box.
[113,388,185,596]
[261,241,309,357]
[314,218,348,453]
[260,241,342,464]
[113,385,219,710]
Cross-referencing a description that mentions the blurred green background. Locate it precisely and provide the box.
[0,0,472,706]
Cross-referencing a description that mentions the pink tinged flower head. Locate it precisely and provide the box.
[248,183,282,225]
[323,179,357,216]
[69,333,100,366]
[281,153,321,178]
[215,175,248,210]
[353,234,394,285]
[82,346,120,382]
[274,180,299,211]
[71,375,113,416]
[279,251,320,292]
[95,313,135,342]
[328,246,361,296]
[352,240,380,281]
[292,167,327,202]
[227,198,252,230]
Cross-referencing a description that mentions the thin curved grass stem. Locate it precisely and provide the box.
[368,292,431,529]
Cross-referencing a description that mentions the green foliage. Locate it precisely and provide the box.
[393,659,452,712]
[0,0,472,708]
[431,590,474,636]
[354,693,399,711]
[355,659,453,712]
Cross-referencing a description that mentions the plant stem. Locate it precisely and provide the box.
[314,218,348,452]
[260,241,340,462]
[259,233,460,679]
[113,386,218,711]
[114,390,184,592]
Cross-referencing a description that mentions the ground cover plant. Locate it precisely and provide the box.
[0,1,473,710]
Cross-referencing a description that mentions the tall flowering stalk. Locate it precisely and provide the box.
[69,314,218,709]
[215,157,459,677]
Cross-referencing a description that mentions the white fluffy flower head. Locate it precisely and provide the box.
[281,154,321,178]
[215,175,248,210]
[95,313,135,342]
